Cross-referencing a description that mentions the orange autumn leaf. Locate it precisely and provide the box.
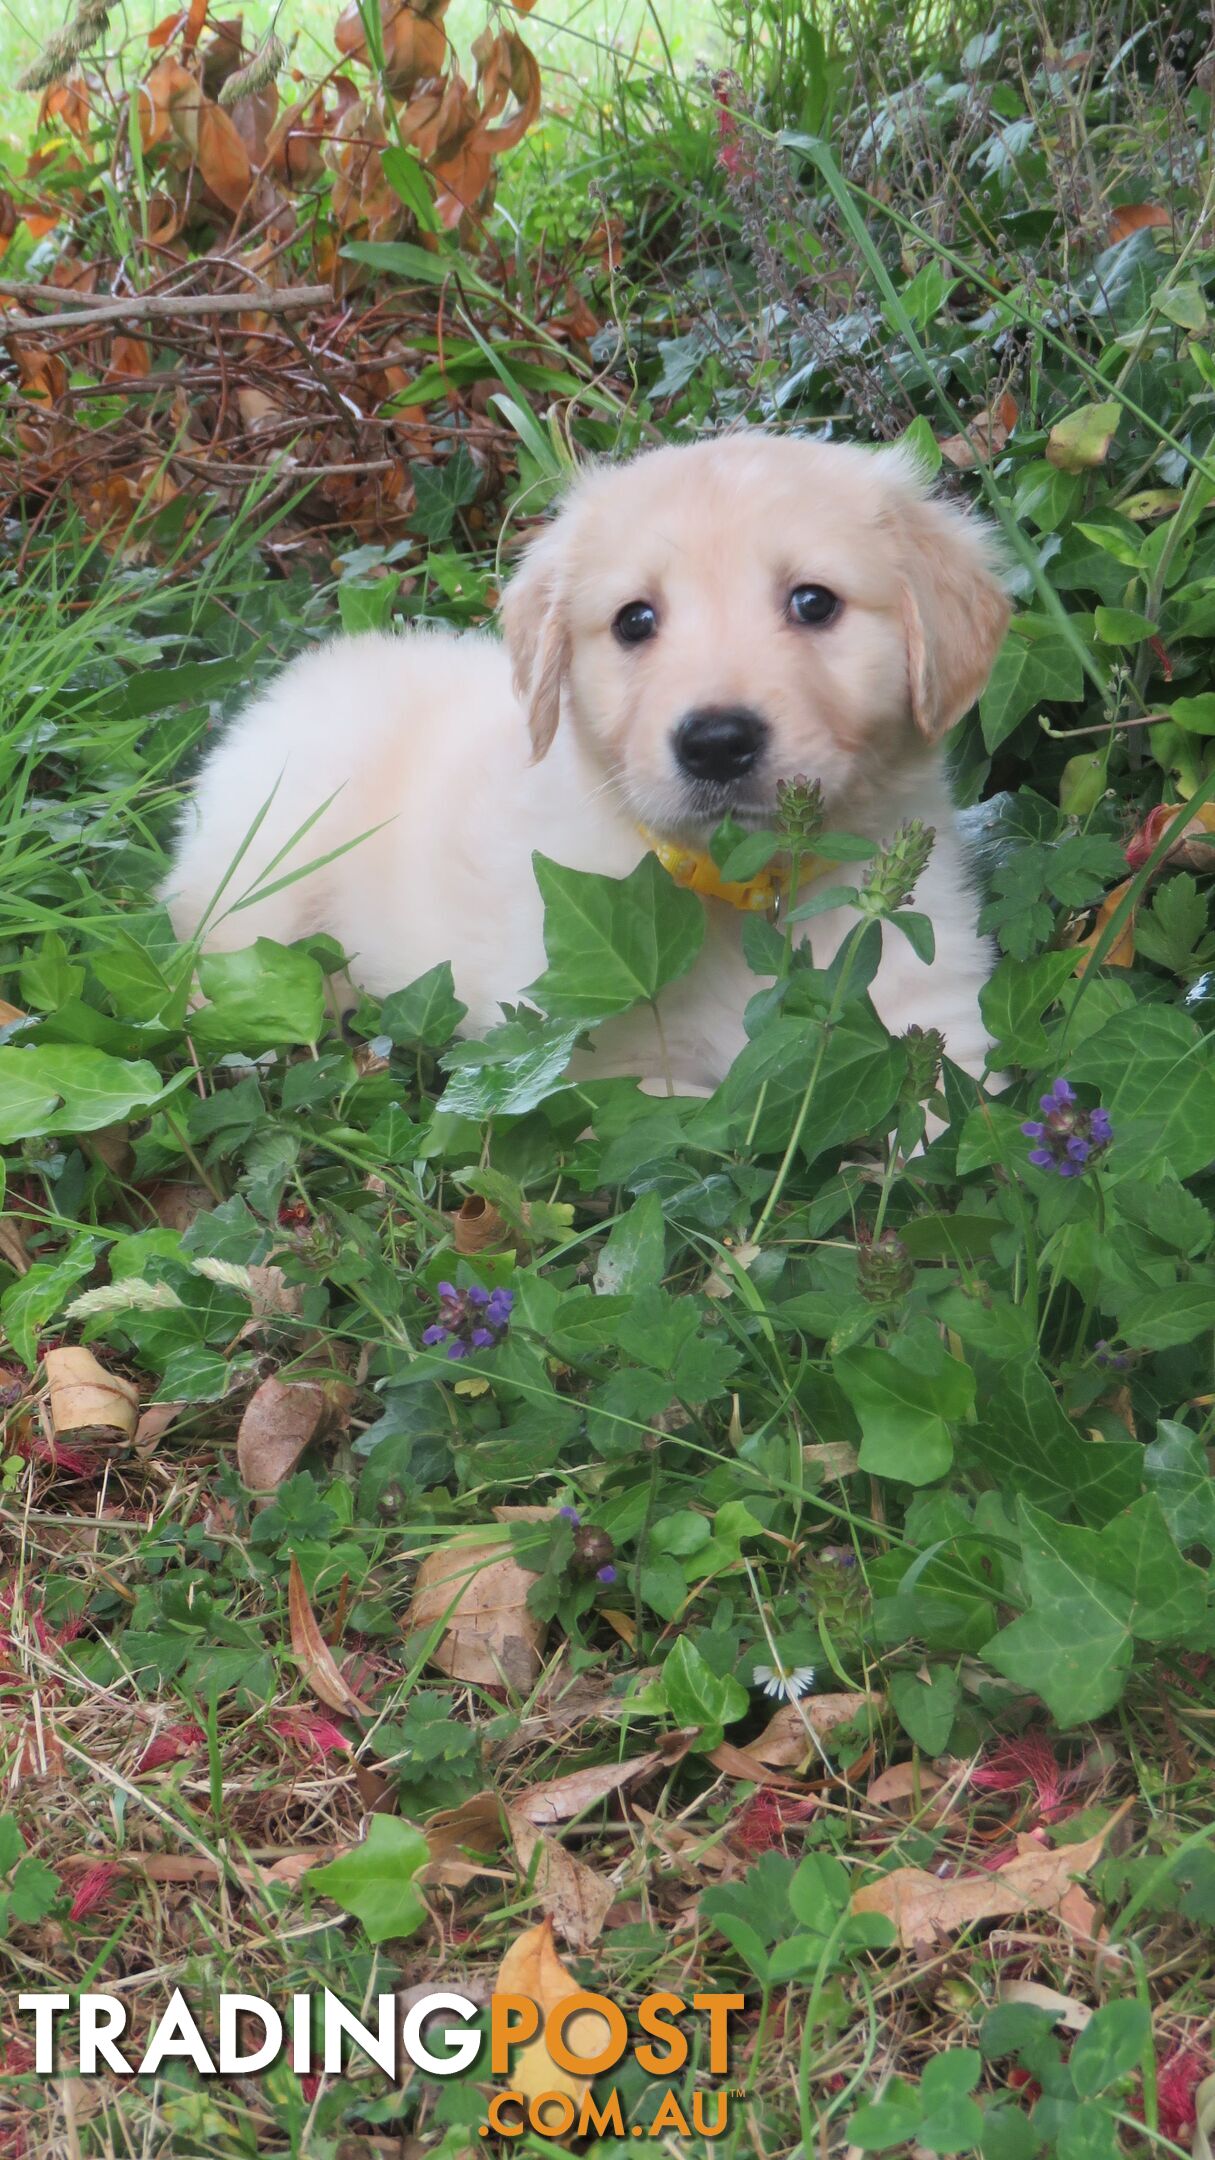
[495,1920,613,2121]
[181,0,209,53]
[288,1554,370,1717]
[106,335,151,381]
[140,55,202,153]
[1108,203,1171,244]
[1074,878,1135,975]
[148,10,188,46]
[197,98,253,210]
[938,389,1018,470]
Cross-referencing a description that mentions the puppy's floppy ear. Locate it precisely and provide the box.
[886,458,1011,742]
[499,515,572,762]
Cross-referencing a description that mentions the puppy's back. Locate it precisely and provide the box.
[160,628,506,957]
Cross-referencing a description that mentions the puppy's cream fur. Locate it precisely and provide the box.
[164,435,1010,1089]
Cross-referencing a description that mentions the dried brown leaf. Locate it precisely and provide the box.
[707,1739,816,1788]
[452,1194,508,1253]
[237,1373,326,1492]
[939,389,1018,469]
[44,1347,138,1441]
[997,1979,1092,2030]
[1107,202,1171,243]
[509,1751,665,1827]
[751,1692,882,1767]
[288,1553,370,1716]
[197,98,253,211]
[866,1761,946,1808]
[506,1808,615,1949]
[405,1530,546,1688]
[850,1798,1134,1946]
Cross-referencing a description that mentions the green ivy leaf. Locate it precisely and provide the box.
[1093,604,1157,645]
[1069,1006,1215,1180]
[307,1817,429,1944]
[888,1665,961,1753]
[528,852,705,1022]
[190,940,326,1055]
[979,616,1086,751]
[834,1340,975,1485]
[980,949,1079,1064]
[0,1045,176,1144]
[379,962,468,1050]
[440,1016,581,1118]
[1144,1420,1215,1550]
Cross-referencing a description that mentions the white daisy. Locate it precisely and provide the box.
[751,1661,817,1702]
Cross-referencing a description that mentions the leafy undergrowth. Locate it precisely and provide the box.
[4,7,1215,2160]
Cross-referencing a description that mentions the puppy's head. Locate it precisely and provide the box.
[500,434,1010,837]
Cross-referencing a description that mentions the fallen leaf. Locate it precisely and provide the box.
[850,1798,1133,1946]
[495,1920,612,2121]
[0,1218,31,1275]
[237,1373,327,1491]
[866,1761,946,1807]
[105,336,150,382]
[1074,878,1136,974]
[44,1347,138,1441]
[599,1607,637,1647]
[938,390,1018,469]
[751,1692,882,1767]
[707,1739,816,1788]
[803,1441,860,1482]
[405,1530,546,1688]
[133,1400,184,1453]
[997,1979,1092,2030]
[288,1554,370,1717]
[510,1748,673,1826]
[452,1194,508,1253]
[1193,2070,1215,2160]
[1047,400,1122,472]
[147,1179,215,1232]
[1107,202,1171,243]
[424,1790,504,1861]
[507,1808,615,1949]
[632,1805,732,1876]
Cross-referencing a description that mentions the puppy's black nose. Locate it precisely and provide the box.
[673,706,769,784]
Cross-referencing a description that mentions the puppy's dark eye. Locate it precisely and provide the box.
[613,601,658,647]
[788,584,841,627]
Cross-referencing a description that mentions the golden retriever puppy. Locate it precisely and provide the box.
[163,435,1010,1091]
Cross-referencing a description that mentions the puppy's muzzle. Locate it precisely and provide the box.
[673,705,768,785]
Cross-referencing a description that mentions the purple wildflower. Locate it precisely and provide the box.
[1021,1079,1113,1178]
[558,1506,581,1525]
[1094,1339,1134,1372]
[424,1277,515,1363]
[596,1565,618,1585]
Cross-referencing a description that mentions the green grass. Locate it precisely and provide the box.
[3,6,1215,2157]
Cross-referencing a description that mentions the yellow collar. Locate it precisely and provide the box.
[639,827,808,914]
